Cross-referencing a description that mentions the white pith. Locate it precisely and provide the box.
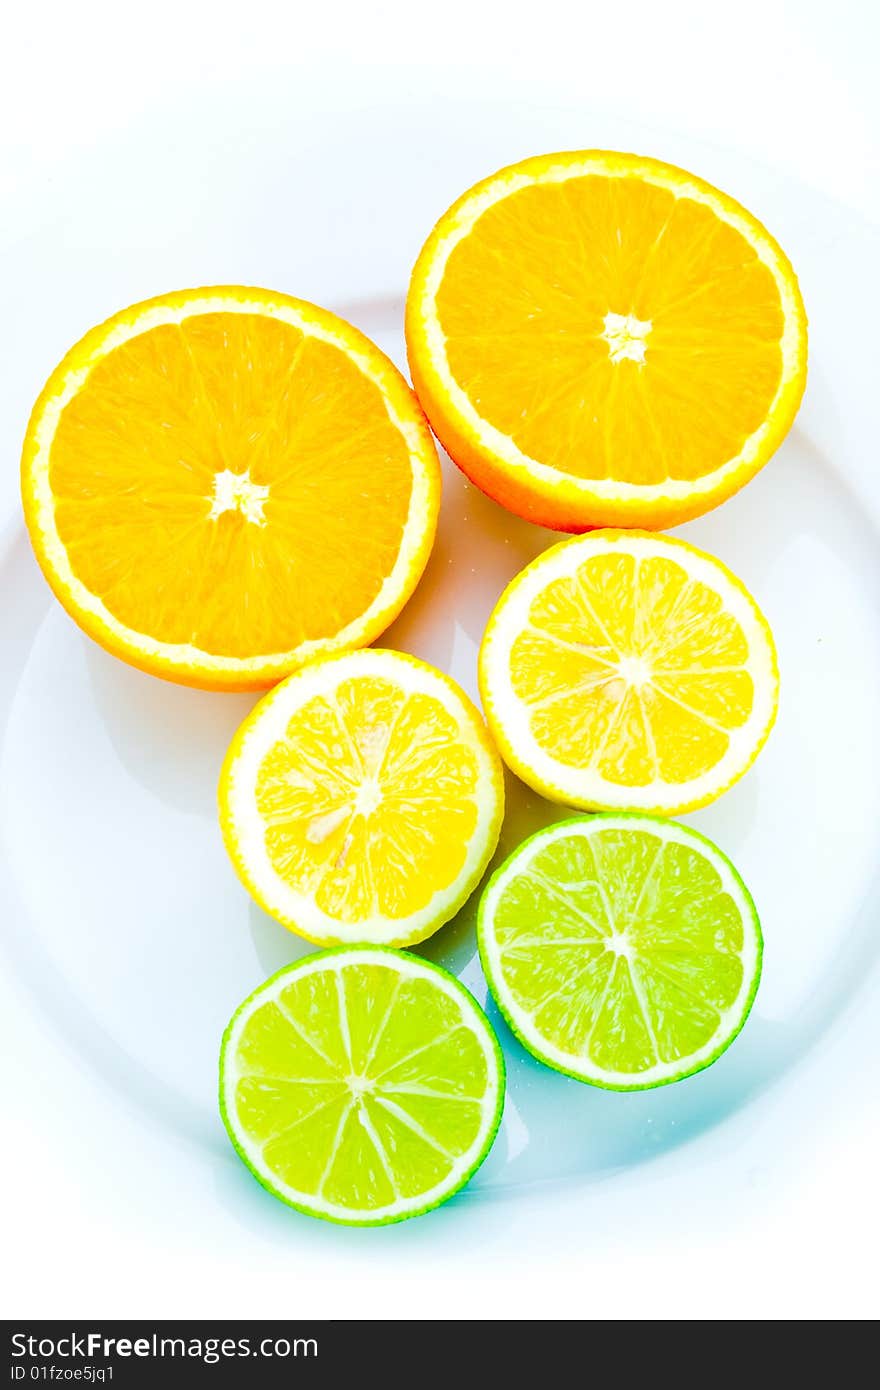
[602,311,652,365]
[222,949,503,1222]
[414,152,805,503]
[208,467,270,525]
[222,649,503,945]
[480,532,778,813]
[480,817,761,1088]
[24,293,437,680]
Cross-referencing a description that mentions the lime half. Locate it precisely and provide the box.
[220,947,505,1224]
[478,814,761,1090]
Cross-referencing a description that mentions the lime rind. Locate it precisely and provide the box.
[478,813,762,1092]
[219,946,506,1226]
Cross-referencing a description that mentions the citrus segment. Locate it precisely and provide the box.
[220,948,505,1224]
[479,530,778,815]
[478,815,761,1089]
[406,150,807,530]
[22,287,440,689]
[220,648,504,946]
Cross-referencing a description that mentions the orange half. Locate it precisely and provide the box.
[406,151,807,531]
[22,287,441,690]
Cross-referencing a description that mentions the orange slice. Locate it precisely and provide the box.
[22,287,440,690]
[478,531,779,815]
[406,151,807,531]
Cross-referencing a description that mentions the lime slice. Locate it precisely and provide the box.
[220,947,505,1224]
[478,814,761,1090]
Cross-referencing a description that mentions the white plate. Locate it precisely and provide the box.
[3,85,880,1317]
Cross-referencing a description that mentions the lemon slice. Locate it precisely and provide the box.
[479,530,778,815]
[219,649,504,946]
[220,947,505,1224]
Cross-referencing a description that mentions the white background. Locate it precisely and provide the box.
[2,0,879,1321]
